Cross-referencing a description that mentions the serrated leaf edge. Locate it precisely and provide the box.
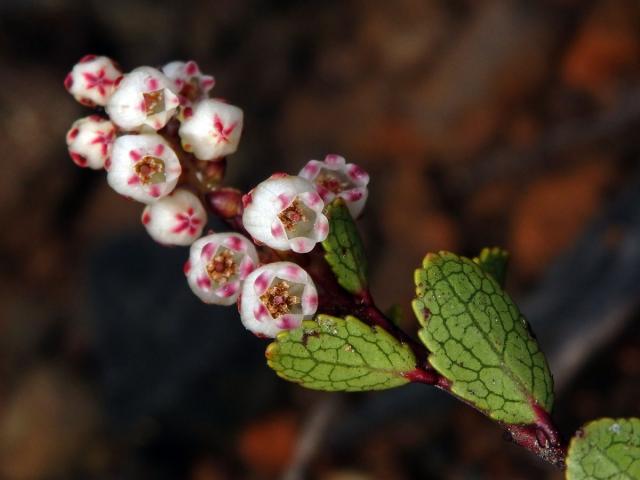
[566,417,640,480]
[266,314,417,390]
[412,250,554,423]
[321,198,368,294]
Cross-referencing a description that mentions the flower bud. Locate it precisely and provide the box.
[205,187,243,219]
[162,60,215,106]
[185,232,258,305]
[178,99,243,161]
[66,115,115,169]
[239,262,318,337]
[141,189,206,246]
[193,158,226,190]
[64,55,122,107]
[107,133,182,203]
[242,174,329,253]
[106,66,180,131]
[299,154,369,218]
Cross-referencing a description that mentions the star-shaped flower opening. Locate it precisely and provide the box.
[243,175,329,253]
[142,189,206,246]
[277,198,317,240]
[186,233,258,306]
[259,277,304,318]
[299,154,370,218]
[66,115,116,170]
[107,134,181,203]
[240,262,319,337]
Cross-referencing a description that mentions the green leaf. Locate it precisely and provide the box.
[566,418,640,480]
[266,314,416,391]
[322,199,368,294]
[412,251,553,424]
[473,247,509,287]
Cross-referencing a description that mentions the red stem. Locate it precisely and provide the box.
[503,405,567,468]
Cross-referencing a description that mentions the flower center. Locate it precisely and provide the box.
[143,90,165,116]
[315,168,353,194]
[206,247,237,285]
[260,278,304,318]
[277,198,316,239]
[180,78,201,102]
[134,156,166,184]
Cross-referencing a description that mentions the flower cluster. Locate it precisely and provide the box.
[64,55,243,245]
[64,55,370,338]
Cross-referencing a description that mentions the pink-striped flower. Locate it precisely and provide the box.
[66,115,115,170]
[141,189,206,246]
[162,60,215,106]
[106,67,180,131]
[107,133,182,203]
[185,233,258,305]
[64,55,122,107]
[240,262,318,338]
[178,99,243,161]
[299,154,369,218]
[242,174,329,253]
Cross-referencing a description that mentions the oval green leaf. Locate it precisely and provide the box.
[322,199,368,295]
[412,251,553,424]
[266,314,416,391]
[566,418,640,480]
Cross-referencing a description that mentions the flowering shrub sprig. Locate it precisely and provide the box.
[64,56,639,476]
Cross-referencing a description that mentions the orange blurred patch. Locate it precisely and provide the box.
[562,1,640,99]
[509,157,616,278]
[237,412,298,476]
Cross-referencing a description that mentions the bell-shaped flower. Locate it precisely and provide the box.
[66,115,115,169]
[64,55,122,107]
[242,174,329,253]
[106,66,180,131]
[107,133,182,203]
[162,60,215,106]
[178,99,243,161]
[185,232,258,305]
[239,262,318,337]
[298,154,369,217]
[141,189,206,246]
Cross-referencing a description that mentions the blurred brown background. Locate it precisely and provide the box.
[1,0,640,478]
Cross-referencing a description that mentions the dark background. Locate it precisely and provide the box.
[1,0,639,478]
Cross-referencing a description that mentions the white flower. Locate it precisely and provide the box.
[141,189,206,246]
[162,60,215,106]
[107,133,182,203]
[242,174,329,253]
[66,115,115,170]
[64,55,122,107]
[299,154,369,218]
[185,232,258,305]
[106,66,180,131]
[178,99,243,161]
[239,262,318,338]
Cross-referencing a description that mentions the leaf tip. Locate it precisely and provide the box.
[265,341,279,360]
[421,252,440,268]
